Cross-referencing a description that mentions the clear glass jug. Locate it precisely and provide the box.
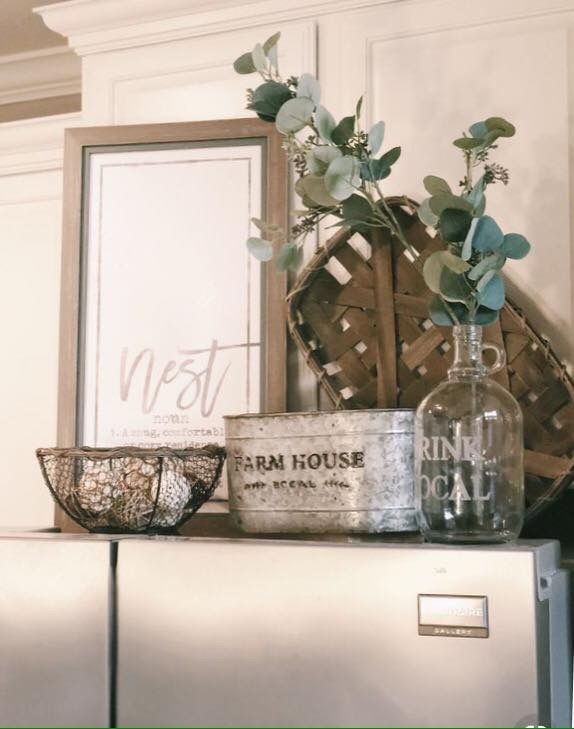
[415,324,524,543]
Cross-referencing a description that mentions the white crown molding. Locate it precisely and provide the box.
[34,0,401,55]
[35,0,574,57]
[0,46,81,105]
[0,112,82,176]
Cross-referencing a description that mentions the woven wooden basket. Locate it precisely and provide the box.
[287,197,574,520]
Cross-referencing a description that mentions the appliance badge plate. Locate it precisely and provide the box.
[418,594,489,638]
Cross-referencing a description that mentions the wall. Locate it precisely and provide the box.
[0,113,80,525]
[0,0,573,526]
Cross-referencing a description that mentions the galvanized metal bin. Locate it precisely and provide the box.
[224,409,416,533]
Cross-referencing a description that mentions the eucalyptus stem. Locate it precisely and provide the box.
[464,152,473,194]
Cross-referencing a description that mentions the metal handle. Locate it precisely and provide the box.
[482,341,506,375]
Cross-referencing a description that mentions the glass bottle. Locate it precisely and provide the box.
[415,324,524,543]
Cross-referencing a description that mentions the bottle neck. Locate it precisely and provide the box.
[448,324,486,380]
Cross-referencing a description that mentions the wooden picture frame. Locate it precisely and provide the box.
[57,118,288,529]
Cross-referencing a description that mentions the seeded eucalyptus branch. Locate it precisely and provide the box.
[234,36,532,329]
[233,32,416,271]
[419,117,532,326]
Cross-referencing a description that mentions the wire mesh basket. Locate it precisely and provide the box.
[36,445,226,533]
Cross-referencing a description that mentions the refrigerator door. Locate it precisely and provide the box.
[0,536,111,727]
[116,538,571,728]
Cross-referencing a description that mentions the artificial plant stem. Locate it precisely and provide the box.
[370,226,398,409]
[464,152,473,194]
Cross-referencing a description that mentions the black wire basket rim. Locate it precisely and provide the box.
[36,444,226,460]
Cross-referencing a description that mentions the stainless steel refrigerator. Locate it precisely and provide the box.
[0,533,111,728]
[116,537,572,728]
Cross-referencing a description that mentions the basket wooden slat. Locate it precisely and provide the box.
[287,197,574,520]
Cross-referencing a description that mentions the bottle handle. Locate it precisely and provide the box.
[482,341,506,375]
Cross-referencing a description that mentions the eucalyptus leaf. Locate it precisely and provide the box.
[422,251,445,294]
[267,44,278,70]
[248,81,292,121]
[462,217,479,261]
[472,215,504,252]
[360,159,391,182]
[501,233,531,259]
[418,198,439,227]
[275,96,315,133]
[423,250,469,294]
[485,116,515,138]
[263,32,281,54]
[429,296,460,326]
[252,43,267,73]
[315,106,336,143]
[297,73,321,106]
[342,194,374,226]
[469,120,487,138]
[324,156,360,201]
[296,175,340,207]
[474,195,486,218]
[306,145,342,175]
[423,175,451,196]
[379,146,401,168]
[367,121,385,155]
[477,272,505,310]
[476,269,496,292]
[453,137,483,150]
[466,175,485,212]
[473,306,499,325]
[331,115,355,146]
[277,241,303,271]
[468,252,505,281]
[440,268,472,305]
[442,250,470,274]
[251,217,283,238]
[247,237,273,262]
[438,208,473,243]
[233,52,256,75]
[429,193,472,216]
[355,96,363,120]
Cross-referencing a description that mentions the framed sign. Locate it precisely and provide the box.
[57,119,287,525]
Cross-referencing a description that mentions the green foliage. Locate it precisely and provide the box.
[277,242,303,271]
[315,106,336,143]
[331,116,355,146]
[297,73,321,105]
[247,237,273,261]
[248,81,292,122]
[502,233,531,259]
[368,121,385,155]
[234,52,256,74]
[234,31,410,270]
[468,252,505,281]
[275,96,315,133]
[324,156,361,201]
[439,268,473,304]
[295,175,339,207]
[472,215,504,252]
[477,272,505,310]
[418,198,439,227]
[360,147,401,182]
[342,195,376,232]
[263,32,281,55]
[438,208,473,243]
[419,114,531,324]
[423,175,451,196]
[234,33,531,324]
[306,146,342,175]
